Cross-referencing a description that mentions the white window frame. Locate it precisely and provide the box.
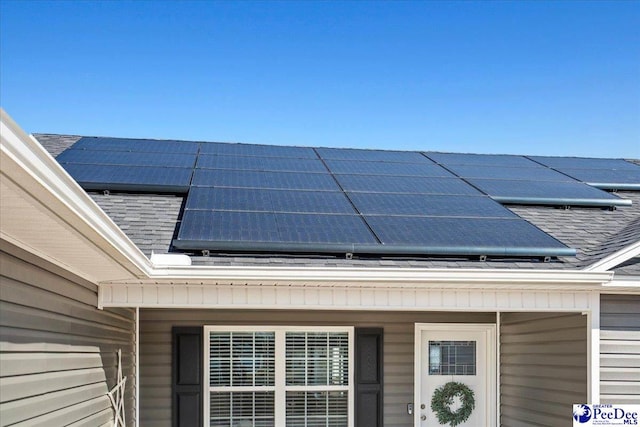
[204,325,355,427]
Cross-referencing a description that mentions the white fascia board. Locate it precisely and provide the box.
[601,274,640,291]
[1,109,151,281]
[107,266,614,289]
[584,241,640,272]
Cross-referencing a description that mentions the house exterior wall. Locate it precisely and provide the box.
[600,294,640,404]
[0,246,136,426]
[139,308,495,427]
[500,312,587,427]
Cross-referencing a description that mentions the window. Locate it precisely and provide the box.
[205,326,354,427]
[428,340,476,375]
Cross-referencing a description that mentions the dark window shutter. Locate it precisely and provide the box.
[172,326,203,427]
[355,327,383,427]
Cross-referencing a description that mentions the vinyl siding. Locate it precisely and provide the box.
[139,308,494,427]
[0,247,136,426]
[500,312,587,427]
[600,294,640,404]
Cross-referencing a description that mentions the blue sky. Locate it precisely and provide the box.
[1,1,639,157]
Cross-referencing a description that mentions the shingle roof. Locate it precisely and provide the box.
[89,192,184,256]
[33,134,81,158]
[35,134,640,274]
[510,191,640,268]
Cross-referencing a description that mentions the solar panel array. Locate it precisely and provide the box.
[529,156,640,191]
[180,144,378,251]
[56,137,640,258]
[424,152,632,207]
[315,148,573,256]
[57,137,197,192]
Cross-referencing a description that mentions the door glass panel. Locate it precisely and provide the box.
[428,340,476,375]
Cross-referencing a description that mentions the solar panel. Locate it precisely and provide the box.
[324,159,454,177]
[70,137,201,154]
[178,210,280,242]
[467,178,631,206]
[316,147,429,162]
[364,216,574,256]
[557,168,640,190]
[199,142,318,158]
[426,152,539,167]
[335,175,481,195]
[175,211,378,248]
[185,187,272,212]
[196,155,328,173]
[58,149,197,168]
[196,154,263,170]
[445,164,575,182]
[274,213,378,244]
[61,164,193,192]
[529,156,639,170]
[185,187,356,214]
[192,170,340,191]
[269,190,356,214]
[348,193,517,217]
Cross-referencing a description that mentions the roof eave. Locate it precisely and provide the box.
[0,110,627,290]
[109,265,614,289]
[1,109,151,283]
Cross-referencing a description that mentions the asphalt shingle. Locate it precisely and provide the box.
[34,133,82,158]
[90,192,183,257]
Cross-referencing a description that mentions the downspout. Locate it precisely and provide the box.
[135,306,140,427]
[496,311,501,427]
[588,293,601,404]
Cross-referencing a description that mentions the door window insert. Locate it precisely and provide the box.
[428,340,476,375]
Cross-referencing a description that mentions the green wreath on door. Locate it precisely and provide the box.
[430,381,475,427]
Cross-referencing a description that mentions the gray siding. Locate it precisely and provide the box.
[500,312,587,427]
[600,294,640,404]
[139,308,494,427]
[0,246,136,426]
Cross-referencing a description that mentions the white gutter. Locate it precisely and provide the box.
[601,274,640,290]
[105,266,614,288]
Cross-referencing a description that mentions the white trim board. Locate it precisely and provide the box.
[99,284,598,311]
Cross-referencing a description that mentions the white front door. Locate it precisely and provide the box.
[415,324,496,427]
